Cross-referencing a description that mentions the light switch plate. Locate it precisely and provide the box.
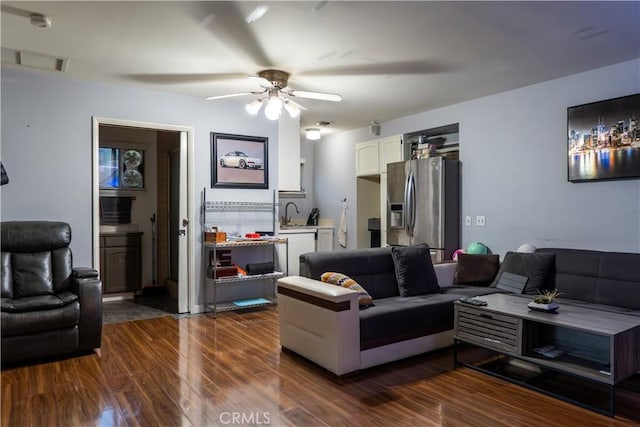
[476,215,486,226]
[465,216,472,226]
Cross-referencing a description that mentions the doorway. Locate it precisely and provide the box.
[92,117,194,314]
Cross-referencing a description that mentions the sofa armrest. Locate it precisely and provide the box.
[277,276,360,375]
[278,275,358,306]
[434,261,457,288]
[73,267,99,279]
[71,274,102,350]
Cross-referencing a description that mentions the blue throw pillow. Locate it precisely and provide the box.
[391,244,440,296]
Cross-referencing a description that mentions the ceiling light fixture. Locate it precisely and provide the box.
[244,90,302,121]
[306,128,321,140]
[283,100,300,118]
[264,95,283,120]
[209,69,340,121]
[245,98,263,115]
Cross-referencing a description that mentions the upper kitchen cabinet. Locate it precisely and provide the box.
[378,135,403,173]
[355,135,402,177]
[355,140,380,177]
[278,113,303,194]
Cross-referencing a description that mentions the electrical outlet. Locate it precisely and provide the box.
[476,215,486,227]
[465,216,472,226]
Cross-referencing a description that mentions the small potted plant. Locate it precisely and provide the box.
[528,289,561,312]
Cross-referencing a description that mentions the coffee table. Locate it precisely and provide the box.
[453,293,640,416]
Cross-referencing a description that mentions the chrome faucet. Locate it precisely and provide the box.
[284,202,300,226]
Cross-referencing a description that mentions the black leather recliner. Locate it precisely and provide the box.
[1,221,102,365]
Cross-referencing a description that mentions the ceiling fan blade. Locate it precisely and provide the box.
[290,90,342,102]
[1,4,34,18]
[189,2,273,68]
[301,60,452,77]
[121,73,246,84]
[205,92,252,100]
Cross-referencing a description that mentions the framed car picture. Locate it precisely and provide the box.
[211,132,269,189]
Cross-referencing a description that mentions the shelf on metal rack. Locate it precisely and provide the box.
[208,298,276,313]
[206,271,285,284]
[203,238,287,249]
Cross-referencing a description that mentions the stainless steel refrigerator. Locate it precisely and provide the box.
[387,157,460,262]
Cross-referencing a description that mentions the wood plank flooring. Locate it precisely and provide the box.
[2,308,639,426]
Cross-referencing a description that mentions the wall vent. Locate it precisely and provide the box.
[1,47,68,72]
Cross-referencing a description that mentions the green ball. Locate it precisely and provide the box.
[467,242,488,254]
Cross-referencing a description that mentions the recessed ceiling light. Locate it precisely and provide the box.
[245,5,269,23]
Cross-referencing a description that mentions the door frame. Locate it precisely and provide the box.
[91,117,195,313]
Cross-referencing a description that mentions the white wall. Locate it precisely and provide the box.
[315,59,640,256]
[1,66,278,306]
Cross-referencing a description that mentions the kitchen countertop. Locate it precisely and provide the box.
[278,225,334,233]
[279,218,334,232]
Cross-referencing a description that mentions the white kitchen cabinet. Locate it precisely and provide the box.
[277,229,316,276]
[316,228,334,252]
[355,135,402,247]
[355,140,380,176]
[378,135,403,173]
[355,135,402,177]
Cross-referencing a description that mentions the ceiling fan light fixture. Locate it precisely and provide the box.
[245,98,263,115]
[284,100,300,118]
[306,128,321,140]
[264,96,283,120]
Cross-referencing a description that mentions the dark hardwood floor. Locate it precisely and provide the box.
[2,307,639,426]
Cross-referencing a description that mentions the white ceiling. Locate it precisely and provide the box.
[2,1,639,134]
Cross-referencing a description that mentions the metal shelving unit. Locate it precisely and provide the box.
[201,189,288,316]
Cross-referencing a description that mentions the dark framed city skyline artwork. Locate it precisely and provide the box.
[211,132,268,189]
[567,93,640,182]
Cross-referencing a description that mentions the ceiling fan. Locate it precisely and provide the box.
[205,69,342,120]
[118,3,450,123]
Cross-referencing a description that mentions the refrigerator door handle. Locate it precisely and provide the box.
[406,171,416,237]
[404,172,412,236]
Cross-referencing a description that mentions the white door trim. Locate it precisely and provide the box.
[92,117,195,313]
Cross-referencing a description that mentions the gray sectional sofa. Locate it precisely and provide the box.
[536,248,640,316]
[277,246,498,375]
[277,245,640,375]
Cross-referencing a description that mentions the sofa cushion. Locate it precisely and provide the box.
[1,291,78,313]
[391,244,439,296]
[454,254,499,286]
[321,272,373,308]
[11,252,54,297]
[491,252,555,294]
[300,247,400,299]
[359,294,458,350]
[0,300,80,337]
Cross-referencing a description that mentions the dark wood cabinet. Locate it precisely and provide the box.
[100,232,143,294]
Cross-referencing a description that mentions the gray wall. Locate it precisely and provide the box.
[279,137,317,223]
[1,66,278,304]
[315,59,640,255]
